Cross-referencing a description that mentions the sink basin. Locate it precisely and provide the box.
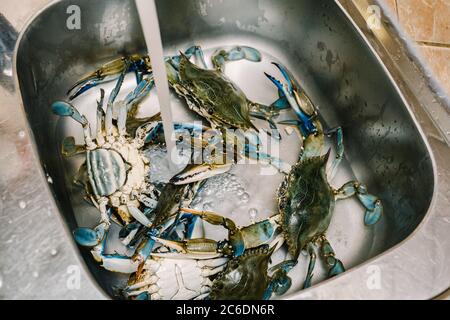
[11,0,447,299]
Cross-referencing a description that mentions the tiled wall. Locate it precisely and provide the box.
[381,0,450,97]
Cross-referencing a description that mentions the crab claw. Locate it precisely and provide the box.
[358,195,383,226]
[52,101,87,126]
[264,62,318,137]
[169,163,232,185]
[179,208,245,257]
[67,55,151,100]
[151,236,224,260]
[73,222,107,247]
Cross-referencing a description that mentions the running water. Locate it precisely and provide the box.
[135,0,177,168]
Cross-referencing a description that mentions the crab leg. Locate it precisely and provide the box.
[61,136,86,157]
[51,101,96,149]
[320,237,345,277]
[122,75,156,126]
[212,46,262,72]
[117,100,128,137]
[179,208,245,256]
[105,62,128,138]
[151,237,225,260]
[96,89,106,145]
[169,45,209,70]
[265,62,318,138]
[68,55,151,100]
[265,259,296,298]
[303,243,316,289]
[335,181,383,226]
[326,127,344,181]
[170,162,233,185]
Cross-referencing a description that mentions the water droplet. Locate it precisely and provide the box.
[248,208,258,221]
[203,202,213,211]
[32,271,39,278]
[50,249,58,257]
[240,192,250,203]
[18,130,26,139]
[19,201,26,209]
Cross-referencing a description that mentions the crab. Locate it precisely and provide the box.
[125,209,293,300]
[208,244,293,300]
[165,45,288,139]
[264,62,383,288]
[123,256,229,300]
[52,66,162,229]
[68,45,287,139]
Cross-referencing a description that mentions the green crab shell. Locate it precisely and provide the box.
[87,149,127,197]
[177,54,257,131]
[277,153,334,260]
[209,246,272,300]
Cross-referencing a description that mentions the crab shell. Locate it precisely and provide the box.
[172,54,257,131]
[277,152,334,260]
[126,257,227,300]
[209,245,274,300]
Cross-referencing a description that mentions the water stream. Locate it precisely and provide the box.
[135,0,177,168]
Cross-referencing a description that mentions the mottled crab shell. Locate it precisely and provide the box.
[277,152,334,260]
[209,246,273,300]
[177,54,257,131]
[87,149,127,197]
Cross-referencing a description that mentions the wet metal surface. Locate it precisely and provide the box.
[0,0,449,299]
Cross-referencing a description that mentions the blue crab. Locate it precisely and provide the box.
[264,63,383,288]
[124,208,293,300]
[52,66,159,228]
[68,45,288,139]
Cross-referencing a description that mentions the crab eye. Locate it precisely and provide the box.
[208,108,214,115]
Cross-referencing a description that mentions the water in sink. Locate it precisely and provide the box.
[58,45,386,298]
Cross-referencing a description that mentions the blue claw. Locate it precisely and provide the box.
[328,259,345,277]
[229,46,262,62]
[135,292,150,300]
[242,46,262,62]
[265,260,295,298]
[357,192,378,211]
[74,227,103,247]
[321,238,345,278]
[51,101,87,125]
[364,201,383,226]
[271,94,290,110]
[213,46,262,71]
[271,62,294,93]
[278,117,317,139]
[264,72,285,92]
[264,64,318,138]
[124,76,154,106]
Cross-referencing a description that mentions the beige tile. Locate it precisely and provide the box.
[420,45,450,97]
[433,0,450,44]
[397,0,436,42]
[381,0,398,17]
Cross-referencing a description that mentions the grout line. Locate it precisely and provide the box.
[417,41,450,49]
[394,0,399,20]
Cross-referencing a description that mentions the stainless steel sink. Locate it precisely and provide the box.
[1,0,449,299]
